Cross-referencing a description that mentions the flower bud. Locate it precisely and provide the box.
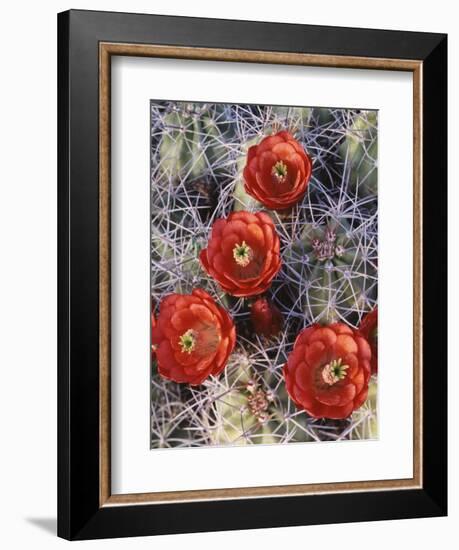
[250,297,283,337]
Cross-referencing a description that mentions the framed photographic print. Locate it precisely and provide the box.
[57,9,447,540]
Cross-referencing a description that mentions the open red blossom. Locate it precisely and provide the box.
[359,308,378,374]
[250,297,283,337]
[152,289,236,385]
[283,323,371,419]
[199,211,281,297]
[243,130,312,210]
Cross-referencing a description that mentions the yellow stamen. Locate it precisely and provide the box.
[179,329,196,354]
[322,358,349,385]
[233,241,252,267]
[271,160,288,182]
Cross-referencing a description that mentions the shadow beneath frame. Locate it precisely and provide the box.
[25,517,57,536]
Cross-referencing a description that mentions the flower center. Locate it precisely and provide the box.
[322,358,349,385]
[233,241,252,267]
[179,329,196,354]
[271,160,288,182]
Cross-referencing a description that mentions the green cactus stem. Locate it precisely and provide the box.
[286,217,377,323]
[341,111,378,198]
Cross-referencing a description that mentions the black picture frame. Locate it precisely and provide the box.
[58,9,447,540]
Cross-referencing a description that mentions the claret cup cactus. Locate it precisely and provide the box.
[150,101,378,448]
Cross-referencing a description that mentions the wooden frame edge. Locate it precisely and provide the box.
[412,63,423,489]
[105,477,421,506]
[100,43,111,506]
[101,42,421,71]
[99,42,423,508]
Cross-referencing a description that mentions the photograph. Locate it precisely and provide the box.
[150,101,379,448]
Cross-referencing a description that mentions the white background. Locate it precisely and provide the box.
[111,57,413,494]
[0,1,455,549]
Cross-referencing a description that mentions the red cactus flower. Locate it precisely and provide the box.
[243,130,312,210]
[199,211,281,297]
[359,308,378,374]
[250,297,283,337]
[283,323,371,419]
[151,312,157,358]
[152,289,236,385]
